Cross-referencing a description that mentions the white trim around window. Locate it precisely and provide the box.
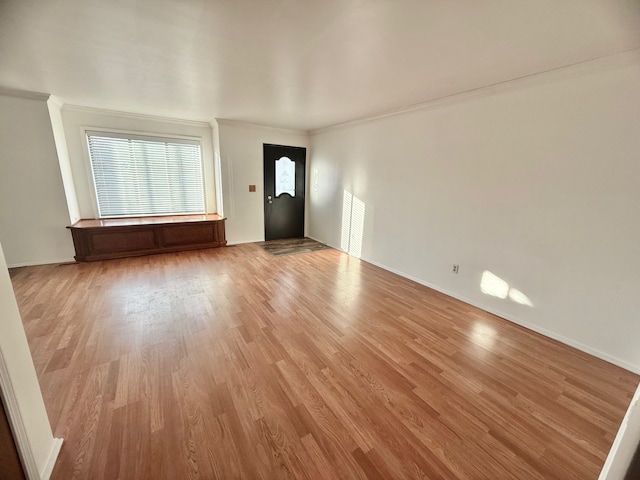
[82,128,210,219]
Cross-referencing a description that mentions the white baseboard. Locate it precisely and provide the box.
[359,256,640,375]
[306,235,329,246]
[7,258,75,268]
[304,236,640,374]
[226,238,265,246]
[40,437,63,480]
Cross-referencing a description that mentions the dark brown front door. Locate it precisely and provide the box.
[263,144,306,241]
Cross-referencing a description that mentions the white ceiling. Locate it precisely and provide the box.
[1,0,639,130]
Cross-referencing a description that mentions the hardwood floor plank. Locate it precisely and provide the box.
[8,244,639,479]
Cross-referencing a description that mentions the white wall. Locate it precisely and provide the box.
[309,51,640,372]
[47,97,80,224]
[0,242,62,479]
[60,106,218,219]
[216,120,310,244]
[0,91,75,267]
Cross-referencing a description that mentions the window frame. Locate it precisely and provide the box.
[82,127,207,219]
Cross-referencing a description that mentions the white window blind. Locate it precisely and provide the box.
[86,131,205,218]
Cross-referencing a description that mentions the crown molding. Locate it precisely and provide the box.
[46,95,64,108]
[0,86,50,102]
[311,47,640,135]
[61,104,211,128]
[215,118,308,136]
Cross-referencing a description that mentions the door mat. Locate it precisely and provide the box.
[256,238,332,256]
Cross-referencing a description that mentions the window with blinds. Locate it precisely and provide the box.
[86,131,205,218]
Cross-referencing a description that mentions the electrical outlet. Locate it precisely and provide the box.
[452,264,459,274]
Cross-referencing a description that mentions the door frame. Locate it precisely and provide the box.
[0,245,63,480]
[263,144,307,241]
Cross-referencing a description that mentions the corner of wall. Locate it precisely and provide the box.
[0,91,76,266]
[210,119,224,217]
[47,96,81,224]
[0,243,62,479]
[216,120,311,244]
[599,383,640,479]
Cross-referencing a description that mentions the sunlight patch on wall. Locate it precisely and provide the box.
[349,196,365,258]
[481,270,533,307]
[341,191,353,252]
[508,288,533,307]
[341,190,365,258]
[480,271,508,299]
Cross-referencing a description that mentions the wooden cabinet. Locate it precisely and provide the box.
[68,215,226,262]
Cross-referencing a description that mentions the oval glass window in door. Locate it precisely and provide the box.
[275,156,295,197]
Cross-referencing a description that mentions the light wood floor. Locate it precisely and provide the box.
[10,245,639,480]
